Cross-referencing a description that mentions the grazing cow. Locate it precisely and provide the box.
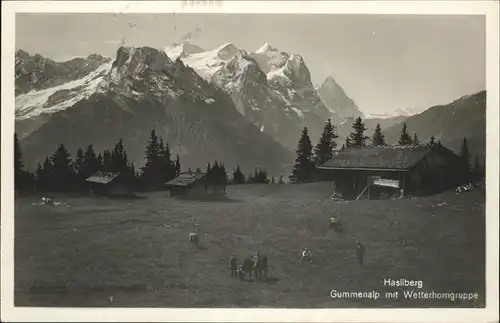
[237,265,246,281]
[261,255,268,279]
[253,252,262,280]
[301,248,312,263]
[329,217,344,233]
[41,197,55,206]
[229,256,238,278]
[241,258,254,280]
[189,231,199,250]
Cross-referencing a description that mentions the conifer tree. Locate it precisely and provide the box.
[14,133,24,184]
[141,129,163,189]
[82,144,98,179]
[96,153,103,171]
[398,123,413,146]
[74,148,85,190]
[348,117,369,147]
[289,127,315,183]
[344,138,350,149]
[175,155,181,176]
[50,144,74,191]
[372,123,386,146]
[232,165,245,184]
[74,148,85,175]
[14,133,32,192]
[412,134,420,146]
[428,136,436,147]
[164,142,175,181]
[460,137,471,171]
[313,118,338,166]
[102,150,112,172]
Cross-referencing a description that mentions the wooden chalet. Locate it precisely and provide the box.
[317,145,465,200]
[85,172,134,197]
[165,171,226,199]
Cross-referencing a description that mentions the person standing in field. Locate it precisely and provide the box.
[356,240,366,267]
[229,256,238,278]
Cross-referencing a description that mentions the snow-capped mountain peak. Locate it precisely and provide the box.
[256,42,279,54]
[164,42,240,81]
[164,41,205,61]
[365,106,428,119]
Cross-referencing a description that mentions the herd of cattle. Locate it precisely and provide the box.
[187,216,361,282]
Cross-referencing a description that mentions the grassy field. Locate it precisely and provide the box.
[14,183,485,308]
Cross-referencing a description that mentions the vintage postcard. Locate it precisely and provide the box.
[1,1,499,322]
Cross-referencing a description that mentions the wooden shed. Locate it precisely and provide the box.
[165,171,226,199]
[85,172,134,197]
[317,145,466,200]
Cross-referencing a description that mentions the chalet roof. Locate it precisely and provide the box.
[165,171,206,187]
[85,171,120,184]
[318,146,433,170]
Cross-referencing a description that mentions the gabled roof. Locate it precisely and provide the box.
[165,171,206,187]
[318,146,433,170]
[85,171,120,184]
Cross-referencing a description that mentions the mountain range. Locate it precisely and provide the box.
[14,40,486,175]
[383,91,486,159]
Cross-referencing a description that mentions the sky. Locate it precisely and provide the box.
[15,13,486,115]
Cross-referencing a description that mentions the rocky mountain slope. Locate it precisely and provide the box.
[15,48,294,175]
[164,41,364,150]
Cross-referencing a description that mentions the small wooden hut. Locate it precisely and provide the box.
[165,171,226,199]
[317,145,465,199]
[85,172,134,197]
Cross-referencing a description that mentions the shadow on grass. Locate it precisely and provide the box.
[174,196,242,203]
[243,277,280,284]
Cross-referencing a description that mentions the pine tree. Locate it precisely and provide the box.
[220,163,228,186]
[348,117,369,147]
[289,127,315,183]
[74,148,85,175]
[164,143,175,181]
[428,136,436,147]
[96,153,103,172]
[36,157,53,192]
[35,163,43,191]
[14,133,24,181]
[460,137,471,171]
[398,123,413,146]
[372,123,386,146]
[412,134,420,146]
[141,129,163,189]
[344,138,350,149]
[50,144,74,191]
[14,133,29,192]
[74,148,85,191]
[175,155,181,177]
[111,138,128,174]
[232,165,245,184]
[102,150,112,172]
[82,144,98,179]
[313,118,338,166]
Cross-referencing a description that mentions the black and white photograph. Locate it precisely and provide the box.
[1,1,499,322]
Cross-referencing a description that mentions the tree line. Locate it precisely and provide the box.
[14,129,286,195]
[289,117,485,183]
